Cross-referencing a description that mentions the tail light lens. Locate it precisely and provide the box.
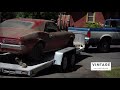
[1,37,22,45]
[86,31,91,38]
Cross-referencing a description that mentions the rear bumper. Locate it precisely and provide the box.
[0,43,26,53]
[0,43,25,50]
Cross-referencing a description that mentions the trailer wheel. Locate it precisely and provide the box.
[70,54,76,68]
[60,55,68,72]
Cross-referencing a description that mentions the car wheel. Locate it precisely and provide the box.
[97,39,110,52]
[27,43,44,64]
[67,38,74,47]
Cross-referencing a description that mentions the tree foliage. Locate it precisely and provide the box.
[85,22,102,28]
[0,12,59,22]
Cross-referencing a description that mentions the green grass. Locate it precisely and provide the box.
[100,67,120,78]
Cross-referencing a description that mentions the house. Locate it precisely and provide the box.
[57,12,120,28]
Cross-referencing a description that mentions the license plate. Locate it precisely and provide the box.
[2,69,16,74]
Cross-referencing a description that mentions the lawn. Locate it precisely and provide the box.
[100,67,120,78]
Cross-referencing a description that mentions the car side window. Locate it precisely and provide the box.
[44,22,58,32]
[110,21,117,27]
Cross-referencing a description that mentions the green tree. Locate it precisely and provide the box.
[85,22,101,28]
[0,12,16,22]
[15,12,59,20]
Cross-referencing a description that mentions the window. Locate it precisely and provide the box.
[105,20,120,28]
[87,12,95,22]
[44,22,58,32]
[0,20,34,28]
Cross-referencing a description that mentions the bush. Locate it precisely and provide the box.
[85,22,101,28]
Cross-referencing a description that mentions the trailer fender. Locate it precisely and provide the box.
[53,47,76,65]
[54,52,63,65]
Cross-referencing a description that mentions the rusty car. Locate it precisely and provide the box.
[0,18,75,62]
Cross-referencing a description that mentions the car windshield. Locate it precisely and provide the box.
[0,20,34,28]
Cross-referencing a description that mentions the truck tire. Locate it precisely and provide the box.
[97,39,110,52]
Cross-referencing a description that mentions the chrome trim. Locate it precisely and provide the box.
[0,43,25,50]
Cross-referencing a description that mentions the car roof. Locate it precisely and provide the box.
[7,18,54,23]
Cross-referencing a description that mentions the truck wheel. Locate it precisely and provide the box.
[97,39,110,52]
[27,43,44,63]
[60,55,68,72]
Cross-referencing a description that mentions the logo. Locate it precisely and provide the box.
[91,62,111,71]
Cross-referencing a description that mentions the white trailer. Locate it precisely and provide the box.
[0,33,85,77]
[0,47,78,77]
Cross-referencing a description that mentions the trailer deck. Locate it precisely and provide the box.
[0,47,77,77]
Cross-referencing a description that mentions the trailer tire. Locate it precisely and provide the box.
[60,55,69,72]
[69,53,76,68]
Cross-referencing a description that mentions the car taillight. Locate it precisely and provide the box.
[86,31,91,38]
[1,38,22,45]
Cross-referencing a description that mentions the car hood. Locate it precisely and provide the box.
[0,27,43,38]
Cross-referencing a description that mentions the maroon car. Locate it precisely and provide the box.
[0,18,75,61]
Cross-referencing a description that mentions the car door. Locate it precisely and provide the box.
[115,21,120,44]
[44,22,64,52]
[110,20,120,44]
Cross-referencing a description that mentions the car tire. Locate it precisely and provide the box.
[67,38,74,47]
[27,43,44,64]
[97,39,110,53]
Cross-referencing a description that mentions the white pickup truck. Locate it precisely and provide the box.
[68,19,120,52]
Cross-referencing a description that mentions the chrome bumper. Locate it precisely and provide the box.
[0,43,25,50]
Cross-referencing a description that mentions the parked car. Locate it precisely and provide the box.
[68,19,120,52]
[0,18,75,61]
